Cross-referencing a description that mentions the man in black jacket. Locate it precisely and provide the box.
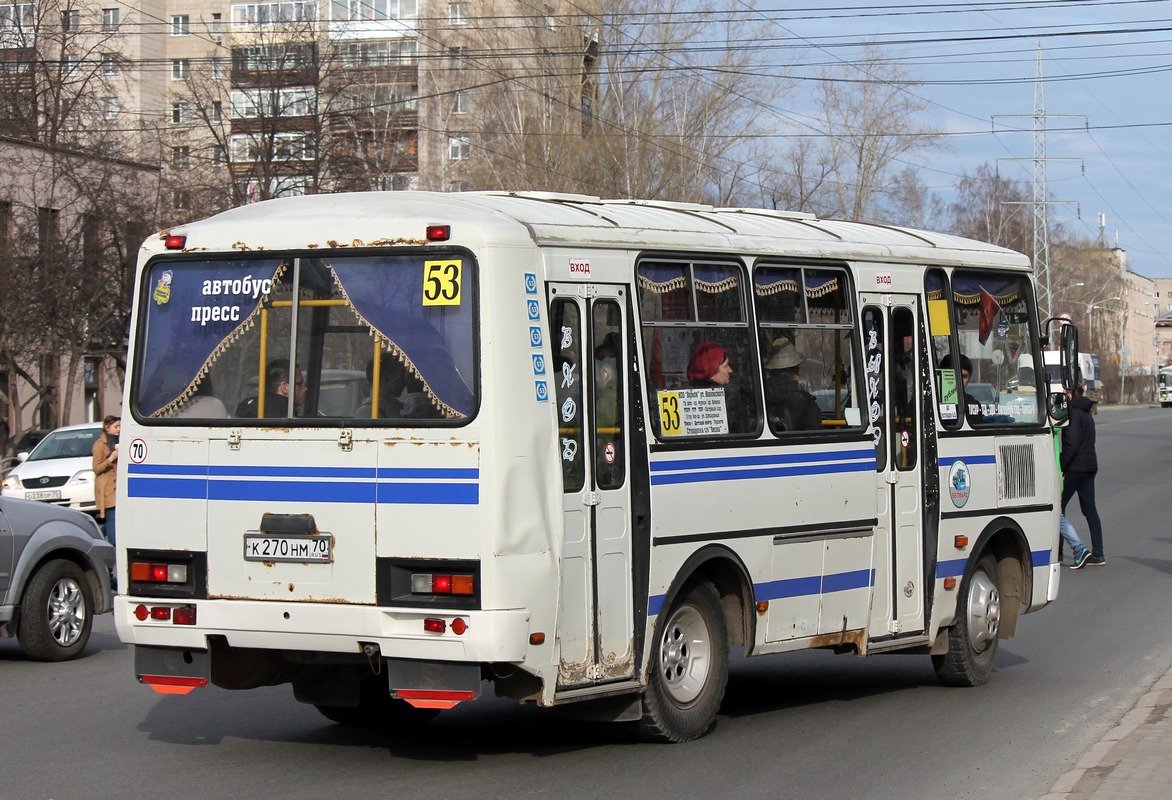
[1061,384,1105,565]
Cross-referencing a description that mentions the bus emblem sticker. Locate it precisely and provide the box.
[948,460,971,508]
[524,272,537,294]
[535,380,549,402]
[153,270,173,305]
[532,354,546,375]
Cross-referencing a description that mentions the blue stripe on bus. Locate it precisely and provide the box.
[647,568,874,616]
[937,455,997,468]
[127,464,479,505]
[652,460,875,485]
[650,448,875,472]
[649,449,876,486]
[936,557,968,579]
[937,550,1051,580]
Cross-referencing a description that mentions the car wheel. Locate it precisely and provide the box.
[638,581,729,742]
[932,553,1001,687]
[18,559,94,662]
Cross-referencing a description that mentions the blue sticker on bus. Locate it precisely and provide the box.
[527,299,541,320]
[532,354,546,375]
[530,326,542,347]
[535,381,549,402]
[524,272,537,294]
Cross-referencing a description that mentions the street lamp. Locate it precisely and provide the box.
[1067,297,1121,354]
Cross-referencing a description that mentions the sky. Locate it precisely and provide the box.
[740,0,1172,278]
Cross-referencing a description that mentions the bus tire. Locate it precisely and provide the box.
[639,581,728,742]
[933,554,1001,687]
[17,559,93,661]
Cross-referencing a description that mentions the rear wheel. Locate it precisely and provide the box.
[639,581,728,742]
[933,554,1002,687]
[17,559,93,662]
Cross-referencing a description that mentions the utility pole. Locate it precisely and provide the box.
[994,43,1084,322]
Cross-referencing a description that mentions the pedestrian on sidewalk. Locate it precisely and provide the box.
[1061,384,1104,566]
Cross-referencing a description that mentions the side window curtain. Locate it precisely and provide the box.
[950,271,1042,427]
[637,258,760,439]
[551,298,585,492]
[755,264,861,435]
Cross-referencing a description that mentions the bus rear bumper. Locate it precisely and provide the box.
[114,595,531,664]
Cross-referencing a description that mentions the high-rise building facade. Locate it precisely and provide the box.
[2,1,599,218]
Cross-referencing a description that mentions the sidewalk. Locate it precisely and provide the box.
[1041,662,1172,799]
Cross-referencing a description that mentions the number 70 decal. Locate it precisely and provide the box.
[422,260,462,306]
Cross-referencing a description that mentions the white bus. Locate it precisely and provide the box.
[1159,365,1172,407]
[115,192,1075,741]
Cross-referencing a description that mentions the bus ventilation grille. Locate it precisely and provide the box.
[997,444,1036,501]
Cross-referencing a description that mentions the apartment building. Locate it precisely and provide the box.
[2,1,599,219]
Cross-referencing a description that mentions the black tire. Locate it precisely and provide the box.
[315,675,441,728]
[639,581,729,742]
[933,554,1002,687]
[17,559,94,662]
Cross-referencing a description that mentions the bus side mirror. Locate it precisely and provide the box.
[1047,391,1070,426]
[1060,323,1079,390]
[1042,316,1080,391]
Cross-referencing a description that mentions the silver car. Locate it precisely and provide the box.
[1,422,104,515]
[0,497,115,660]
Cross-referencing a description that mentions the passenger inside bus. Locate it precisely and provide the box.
[234,360,307,418]
[762,339,822,432]
[593,333,623,484]
[355,353,439,419]
[940,353,982,426]
[687,341,754,434]
[173,377,229,419]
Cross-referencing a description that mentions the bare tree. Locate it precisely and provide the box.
[765,45,946,223]
[425,0,786,202]
[947,162,1033,252]
[0,3,159,444]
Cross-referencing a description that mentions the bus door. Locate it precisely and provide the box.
[861,296,931,638]
[548,284,635,688]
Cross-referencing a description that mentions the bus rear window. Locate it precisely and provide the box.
[133,253,477,424]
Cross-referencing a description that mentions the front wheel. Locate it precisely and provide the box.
[639,581,729,742]
[17,559,94,661]
[933,553,1002,687]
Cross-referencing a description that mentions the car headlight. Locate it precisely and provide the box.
[1,474,21,491]
[69,469,95,486]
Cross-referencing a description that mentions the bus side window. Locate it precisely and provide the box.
[755,264,860,434]
[637,259,760,439]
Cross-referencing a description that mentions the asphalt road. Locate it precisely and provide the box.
[3,404,1170,800]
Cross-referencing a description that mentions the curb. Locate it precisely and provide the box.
[1040,666,1172,799]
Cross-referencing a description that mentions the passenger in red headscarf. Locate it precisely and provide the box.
[683,341,755,435]
[687,342,733,387]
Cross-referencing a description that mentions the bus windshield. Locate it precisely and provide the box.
[133,252,477,423]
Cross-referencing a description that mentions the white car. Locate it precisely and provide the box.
[0,422,104,516]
